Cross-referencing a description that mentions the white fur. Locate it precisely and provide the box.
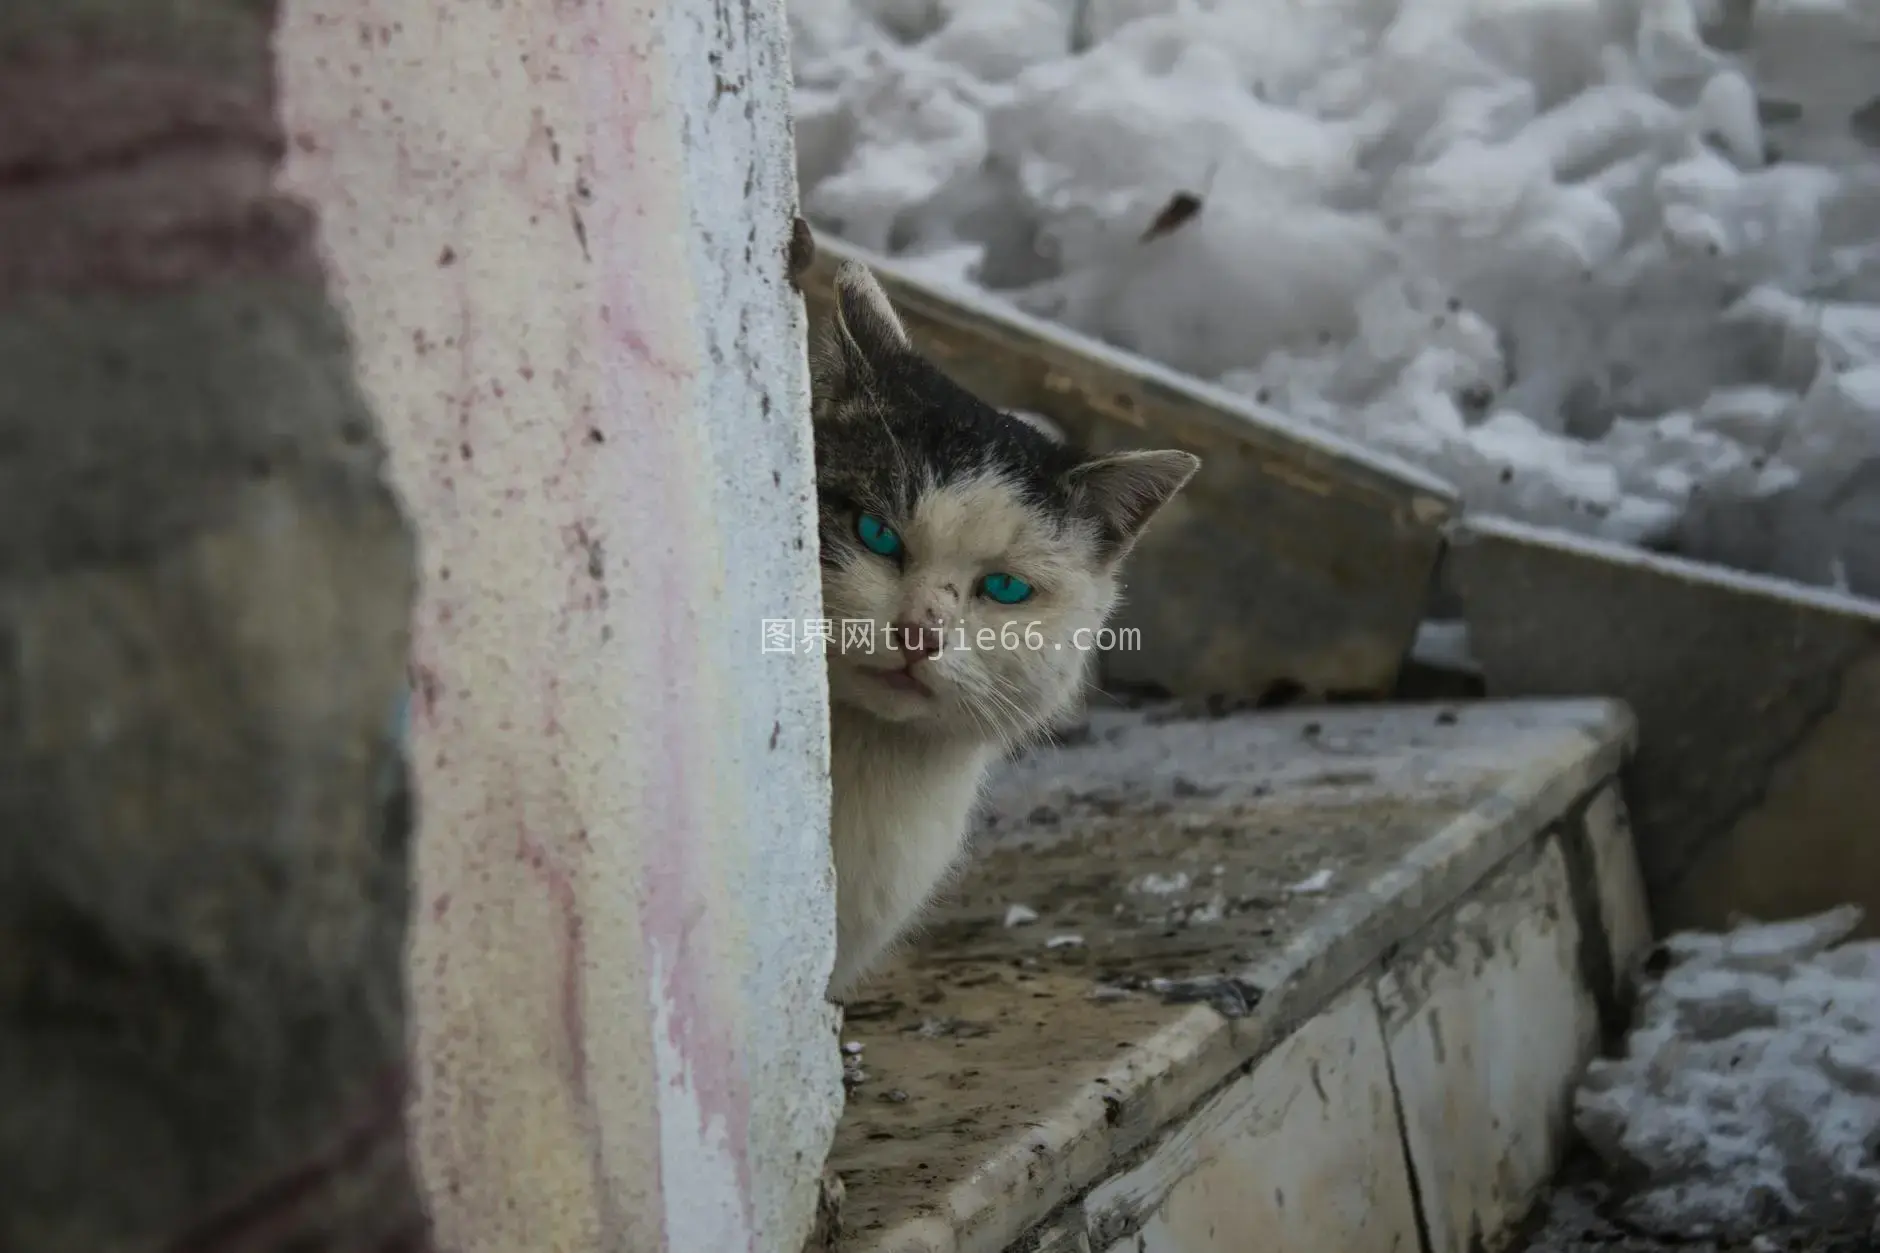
[825,705,997,998]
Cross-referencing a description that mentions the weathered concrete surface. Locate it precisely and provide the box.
[0,2,428,1250]
[277,1,843,1250]
[1378,786,1653,1253]
[1084,986,1421,1253]
[824,699,1637,1253]
[1381,844,1597,1253]
[797,234,1458,705]
[1581,786,1653,1012]
[1449,515,1880,938]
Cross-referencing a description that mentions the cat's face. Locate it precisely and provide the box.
[810,261,1199,744]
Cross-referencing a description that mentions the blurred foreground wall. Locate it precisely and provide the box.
[1,1,429,1247]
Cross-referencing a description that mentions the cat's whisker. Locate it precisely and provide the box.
[867,400,919,505]
[960,684,1022,742]
[962,666,1051,747]
[937,663,1012,739]
[956,690,1006,745]
[983,672,1041,735]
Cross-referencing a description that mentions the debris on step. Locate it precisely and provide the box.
[1149,973,1265,1018]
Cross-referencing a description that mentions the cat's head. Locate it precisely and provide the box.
[810,261,1199,743]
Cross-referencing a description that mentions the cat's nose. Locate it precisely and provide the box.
[892,617,945,662]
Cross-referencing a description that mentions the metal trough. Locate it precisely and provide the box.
[1448,517,1880,937]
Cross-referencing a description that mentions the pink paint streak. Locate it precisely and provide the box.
[515,830,590,1098]
[567,5,759,1247]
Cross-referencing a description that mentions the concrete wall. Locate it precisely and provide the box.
[276,2,843,1249]
[1451,516,1880,940]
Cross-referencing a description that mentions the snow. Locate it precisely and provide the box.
[1130,870,1192,896]
[1575,906,1880,1241]
[1412,617,1482,671]
[789,0,1880,599]
[1288,867,1334,894]
[1003,902,1041,926]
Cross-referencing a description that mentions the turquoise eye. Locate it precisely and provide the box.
[855,512,903,559]
[980,572,1033,605]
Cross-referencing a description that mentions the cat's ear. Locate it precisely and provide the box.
[1065,449,1200,558]
[813,261,912,416]
[833,261,911,356]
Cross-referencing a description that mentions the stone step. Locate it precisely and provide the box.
[824,699,1652,1253]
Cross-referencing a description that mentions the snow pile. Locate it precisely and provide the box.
[1575,906,1880,1240]
[790,0,1880,597]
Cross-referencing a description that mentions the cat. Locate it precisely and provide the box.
[811,260,1200,1000]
